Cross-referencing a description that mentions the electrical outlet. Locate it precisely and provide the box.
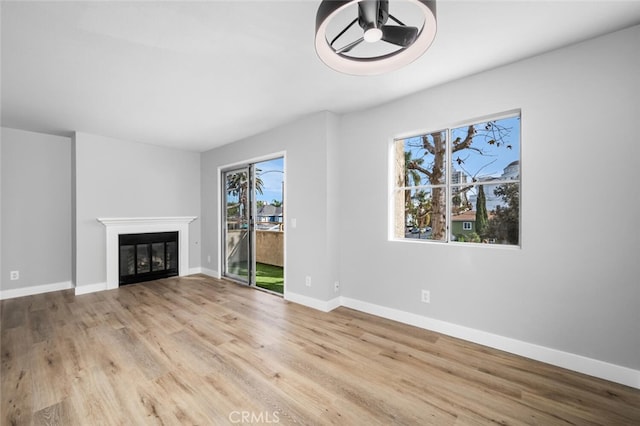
[305,276,311,287]
[207,255,211,263]
[10,271,19,281]
[334,281,340,292]
[421,289,430,303]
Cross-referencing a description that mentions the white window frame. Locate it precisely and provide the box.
[390,110,521,247]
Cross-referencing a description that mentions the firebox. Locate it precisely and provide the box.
[119,231,178,285]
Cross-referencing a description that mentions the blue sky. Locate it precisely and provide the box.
[450,116,520,180]
[404,115,520,185]
[255,157,284,203]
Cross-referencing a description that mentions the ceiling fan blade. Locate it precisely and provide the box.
[336,37,365,54]
[381,25,419,47]
[358,0,380,27]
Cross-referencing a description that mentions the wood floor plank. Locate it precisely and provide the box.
[1,327,33,426]
[0,297,27,329]
[28,339,71,412]
[2,275,639,425]
[32,401,66,426]
[65,367,117,424]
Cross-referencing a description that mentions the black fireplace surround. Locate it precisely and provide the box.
[119,231,178,285]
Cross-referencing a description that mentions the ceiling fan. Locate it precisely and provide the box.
[332,0,419,54]
[315,0,437,75]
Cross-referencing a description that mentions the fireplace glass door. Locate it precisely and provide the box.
[119,231,178,285]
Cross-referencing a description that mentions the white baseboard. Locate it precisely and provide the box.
[284,291,341,313]
[75,282,107,296]
[339,297,640,390]
[199,268,220,278]
[188,267,202,275]
[0,281,73,300]
[325,297,342,312]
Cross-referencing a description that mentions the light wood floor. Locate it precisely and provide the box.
[2,275,639,425]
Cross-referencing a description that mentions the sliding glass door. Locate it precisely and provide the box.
[222,157,284,293]
[223,167,252,283]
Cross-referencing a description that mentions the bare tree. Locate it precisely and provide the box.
[402,121,514,240]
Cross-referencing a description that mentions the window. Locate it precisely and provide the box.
[392,113,521,246]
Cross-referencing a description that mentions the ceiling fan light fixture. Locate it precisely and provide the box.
[315,0,437,75]
[364,27,383,43]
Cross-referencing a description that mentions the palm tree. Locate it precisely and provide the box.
[226,170,264,219]
[404,151,423,228]
[404,151,423,187]
[413,190,432,231]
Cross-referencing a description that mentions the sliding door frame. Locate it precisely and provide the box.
[221,166,253,284]
[218,152,286,292]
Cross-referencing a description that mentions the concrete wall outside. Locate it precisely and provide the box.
[256,230,283,267]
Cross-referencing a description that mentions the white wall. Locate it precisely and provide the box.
[201,111,340,304]
[1,128,72,292]
[74,132,201,290]
[1,132,2,291]
[338,25,640,372]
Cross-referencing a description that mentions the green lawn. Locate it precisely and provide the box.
[256,262,284,294]
[226,262,283,293]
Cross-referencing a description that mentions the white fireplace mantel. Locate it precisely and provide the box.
[97,216,197,290]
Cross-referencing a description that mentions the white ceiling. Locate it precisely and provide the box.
[2,1,640,152]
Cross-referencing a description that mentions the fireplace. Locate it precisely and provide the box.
[94,216,196,293]
[119,231,178,285]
